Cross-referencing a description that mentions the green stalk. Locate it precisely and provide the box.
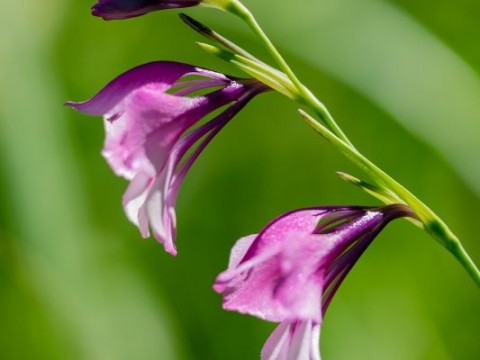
[205,0,480,286]
[225,0,352,146]
[300,110,480,287]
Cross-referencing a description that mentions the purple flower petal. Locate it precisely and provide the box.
[215,204,414,357]
[67,61,267,255]
[65,62,214,116]
[91,0,201,20]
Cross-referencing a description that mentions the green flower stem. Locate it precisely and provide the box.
[451,241,480,288]
[225,1,306,95]
[196,42,298,98]
[226,0,352,146]
[300,110,480,287]
[213,0,480,286]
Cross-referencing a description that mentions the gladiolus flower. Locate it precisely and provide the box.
[67,61,267,255]
[91,0,201,20]
[214,205,414,359]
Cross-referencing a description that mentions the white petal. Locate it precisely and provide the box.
[228,234,258,269]
[122,172,151,232]
[287,321,312,360]
[261,321,292,360]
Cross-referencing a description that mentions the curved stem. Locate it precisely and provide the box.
[219,0,480,287]
[300,110,480,286]
[451,241,480,287]
[227,0,352,146]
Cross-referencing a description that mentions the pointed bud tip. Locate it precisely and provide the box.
[298,109,308,117]
[90,3,113,20]
[64,101,77,109]
[179,13,213,36]
[197,42,222,55]
[336,171,360,183]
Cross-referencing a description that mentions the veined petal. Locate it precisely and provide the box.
[241,208,330,263]
[122,171,152,236]
[215,209,331,323]
[101,83,196,179]
[261,321,291,360]
[149,84,264,254]
[287,321,319,360]
[145,172,177,255]
[215,236,324,322]
[261,321,321,360]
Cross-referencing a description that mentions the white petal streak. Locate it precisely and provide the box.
[261,321,291,360]
[261,321,321,360]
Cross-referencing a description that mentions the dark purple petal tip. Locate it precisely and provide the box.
[91,0,201,20]
[65,61,212,116]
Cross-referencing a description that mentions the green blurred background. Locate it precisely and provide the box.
[1,0,479,359]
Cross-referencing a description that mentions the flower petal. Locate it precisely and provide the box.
[67,61,268,255]
[101,83,195,179]
[261,321,321,360]
[287,321,319,360]
[215,241,323,322]
[145,171,178,255]
[261,321,291,360]
[65,61,206,115]
[122,171,152,236]
[91,0,201,20]
[227,235,258,269]
[241,208,329,262]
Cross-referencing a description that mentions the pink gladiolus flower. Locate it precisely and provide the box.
[214,205,414,359]
[67,61,267,255]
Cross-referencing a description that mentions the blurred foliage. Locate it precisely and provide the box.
[0,0,479,359]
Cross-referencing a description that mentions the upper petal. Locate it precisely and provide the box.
[65,61,209,115]
[227,234,258,269]
[241,208,329,263]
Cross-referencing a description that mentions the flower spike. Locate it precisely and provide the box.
[214,204,415,358]
[67,61,268,255]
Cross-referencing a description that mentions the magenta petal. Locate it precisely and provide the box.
[214,205,413,355]
[91,0,201,20]
[214,209,330,322]
[65,62,204,115]
[101,83,196,180]
[213,205,414,360]
[241,209,327,263]
[215,241,323,322]
[67,61,268,255]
